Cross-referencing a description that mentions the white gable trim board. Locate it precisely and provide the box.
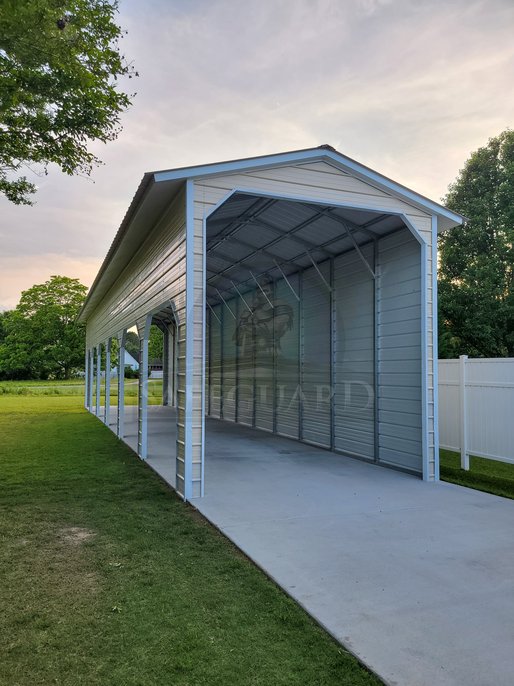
[80,147,462,498]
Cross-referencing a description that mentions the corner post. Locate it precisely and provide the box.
[432,216,440,481]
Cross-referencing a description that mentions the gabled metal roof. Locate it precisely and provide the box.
[78,145,464,321]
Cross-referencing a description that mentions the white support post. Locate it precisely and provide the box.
[84,349,89,409]
[162,326,169,406]
[87,349,94,411]
[137,316,151,459]
[459,354,469,470]
[173,323,178,408]
[117,331,126,439]
[104,338,111,425]
[95,345,101,416]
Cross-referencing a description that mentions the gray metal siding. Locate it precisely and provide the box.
[377,229,422,473]
[301,263,332,447]
[235,296,254,426]
[254,283,274,432]
[333,245,375,460]
[275,276,300,438]
[221,304,237,421]
[209,304,222,418]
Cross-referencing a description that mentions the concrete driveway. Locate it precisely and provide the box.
[120,407,514,686]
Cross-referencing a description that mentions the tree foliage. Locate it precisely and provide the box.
[0,275,87,379]
[124,330,139,361]
[148,324,163,362]
[439,130,514,358]
[0,0,136,204]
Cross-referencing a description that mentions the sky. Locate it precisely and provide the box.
[1,0,513,310]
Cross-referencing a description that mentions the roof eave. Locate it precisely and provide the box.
[77,171,155,322]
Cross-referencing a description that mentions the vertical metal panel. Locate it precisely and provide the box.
[209,304,222,417]
[254,282,275,432]
[301,262,332,447]
[222,297,237,421]
[333,245,375,460]
[377,229,422,473]
[236,295,254,426]
[275,275,300,438]
[205,311,210,416]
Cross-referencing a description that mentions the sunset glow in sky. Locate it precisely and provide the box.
[1,0,513,309]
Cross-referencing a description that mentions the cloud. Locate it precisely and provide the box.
[1,0,513,305]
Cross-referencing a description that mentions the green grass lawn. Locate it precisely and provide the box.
[440,448,514,500]
[0,394,381,686]
[0,378,163,405]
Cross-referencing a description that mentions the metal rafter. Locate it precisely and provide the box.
[207,197,278,252]
[206,205,341,285]
[206,226,377,304]
[206,198,396,304]
[207,240,305,284]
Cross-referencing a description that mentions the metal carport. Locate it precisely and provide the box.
[78,145,463,499]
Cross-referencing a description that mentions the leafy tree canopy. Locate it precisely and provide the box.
[124,330,139,361]
[0,275,87,379]
[0,0,136,205]
[439,130,514,358]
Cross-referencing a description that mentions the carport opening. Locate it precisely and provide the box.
[144,305,178,473]
[205,192,423,485]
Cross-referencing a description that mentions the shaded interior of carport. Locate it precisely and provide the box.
[199,190,423,478]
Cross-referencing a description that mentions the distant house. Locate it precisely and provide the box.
[123,350,139,371]
[110,350,139,377]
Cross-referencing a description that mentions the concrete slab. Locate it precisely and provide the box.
[110,405,514,686]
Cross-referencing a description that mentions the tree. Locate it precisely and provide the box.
[0,0,136,205]
[124,330,139,360]
[148,324,163,362]
[438,130,514,358]
[0,275,87,379]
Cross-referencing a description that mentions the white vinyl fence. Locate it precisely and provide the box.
[438,356,514,469]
